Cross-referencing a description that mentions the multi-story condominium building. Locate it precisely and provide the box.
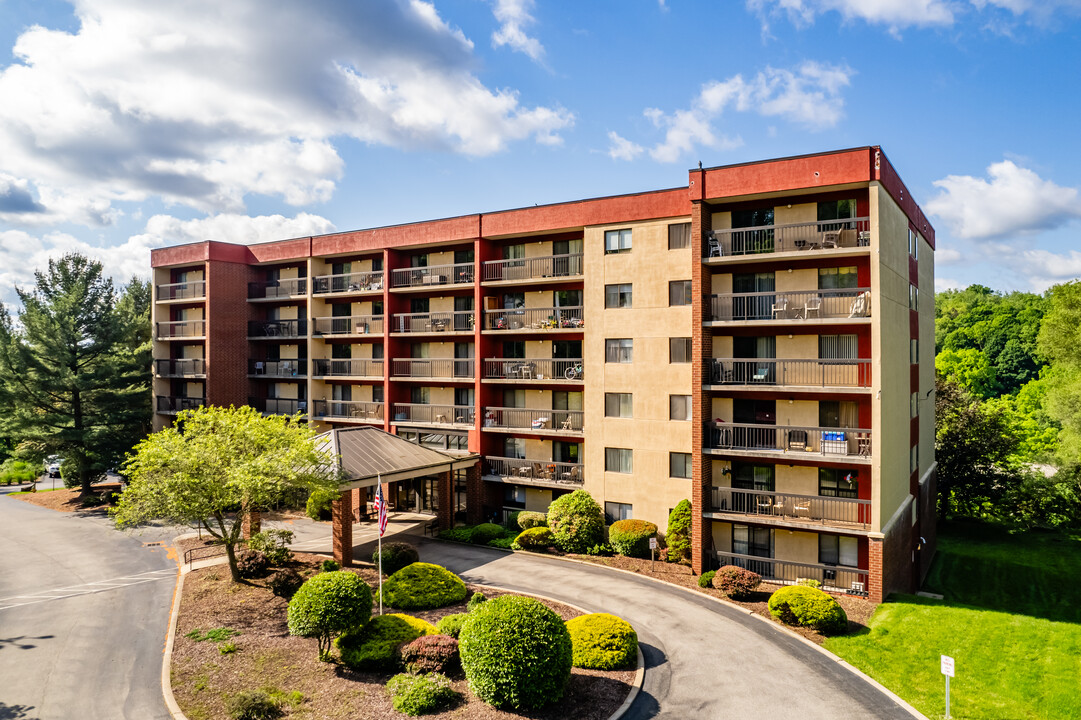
[150,146,936,602]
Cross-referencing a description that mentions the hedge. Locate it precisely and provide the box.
[380,563,468,610]
[373,542,420,576]
[698,570,716,588]
[287,571,373,660]
[767,585,848,635]
[713,565,761,600]
[565,613,638,670]
[607,519,657,558]
[517,511,547,530]
[514,526,555,551]
[546,489,605,554]
[459,596,572,710]
[386,672,459,716]
[337,613,437,671]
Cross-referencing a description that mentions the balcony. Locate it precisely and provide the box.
[391,263,474,289]
[311,359,383,379]
[482,407,583,435]
[482,358,583,382]
[484,307,584,332]
[311,400,384,423]
[312,271,383,295]
[156,280,205,302]
[482,254,584,283]
[248,359,306,378]
[154,358,205,378]
[706,218,870,260]
[312,315,384,336]
[484,456,584,488]
[249,397,307,416]
[392,403,474,426]
[247,320,307,339]
[708,289,870,324]
[248,278,307,300]
[709,487,870,530]
[391,311,474,334]
[706,423,872,461]
[155,320,206,340]
[391,358,475,380]
[156,396,204,414]
[713,552,869,596]
[707,358,871,390]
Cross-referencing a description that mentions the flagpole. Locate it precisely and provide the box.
[377,474,383,616]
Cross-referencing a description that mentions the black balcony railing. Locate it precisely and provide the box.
[311,315,383,336]
[391,359,474,379]
[154,358,205,377]
[312,400,384,421]
[249,397,307,415]
[707,218,870,257]
[714,552,869,596]
[482,358,583,381]
[156,280,206,301]
[390,263,474,288]
[312,271,383,295]
[710,487,870,529]
[709,289,870,322]
[311,359,383,378]
[707,359,872,388]
[248,359,306,377]
[482,407,583,433]
[156,396,204,414]
[706,423,872,457]
[392,404,474,425]
[155,320,206,339]
[485,306,583,331]
[481,253,583,282]
[247,320,307,338]
[484,456,584,485]
[247,278,307,299]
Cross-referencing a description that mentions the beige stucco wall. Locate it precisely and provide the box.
[774,202,817,226]
[710,460,820,495]
[524,487,553,512]
[776,334,818,359]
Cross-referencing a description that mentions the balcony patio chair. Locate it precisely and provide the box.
[803,296,821,319]
[857,231,871,247]
[821,229,842,248]
[707,231,722,258]
[254,361,265,375]
[771,298,788,319]
[849,291,871,318]
[519,363,534,379]
[792,499,811,519]
[787,429,808,451]
[532,462,545,478]
[756,497,773,514]
[562,465,580,483]
[839,229,858,247]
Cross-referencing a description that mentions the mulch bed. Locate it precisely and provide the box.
[564,552,875,643]
[172,552,635,720]
[8,483,121,513]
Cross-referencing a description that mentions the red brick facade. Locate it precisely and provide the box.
[332,490,353,567]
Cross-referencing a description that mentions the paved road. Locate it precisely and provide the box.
[0,490,177,720]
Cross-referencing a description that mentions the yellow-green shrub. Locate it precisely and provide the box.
[379,563,467,610]
[336,613,437,671]
[767,585,848,635]
[565,613,638,670]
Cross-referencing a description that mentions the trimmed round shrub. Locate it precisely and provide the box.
[467,591,487,612]
[713,565,762,600]
[320,559,341,573]
[607,519,658,558]
[305,487,335,521]
[373,542,420,577]
[435,613,469,638]
[665,499,692,563]
[267,568,303,599]
[459,595,572,710]
[399,634,460,674]
[337,613,437,671]
[514,527,555,551]
[287,571,373,660]
[768,585,848,635]
[380,563,468,610]
[565,613,638,670]
[470,523,504,545]
[546,489,604,554]
[227,690,281,720]
[236,549,269,579]
[698,570,716,588]
[517,511,547,530]
[386,672,460,716]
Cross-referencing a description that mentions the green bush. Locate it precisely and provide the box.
[586,542,614,556]
[248,529,294,566]
[797,577,822,589]
[607,519,658,558]
[665,499,692,563]
[373,542,420,576]
[504,511,521,530]
[546,490,604,554]
[713,565,762,600]
[459,596,572,710]
[517,511,547,530]
[467,591,486,612]
[305,487,335,521]
[437,527,474,543]
[287,571,373,660]
[698,570,716,588]
[514,526,555,551]
[0,459,37,485]
[399,634,460,674]
[226,690,281,720]
[236,549,269,579]
[565,613,638,670]
[767,585,848,635]
[470,523,504,545]
[435,613,469,639]
[320,559,340,573]
[487,537,514,549]
[267,568,303,599]
[380,563,468,610]
[386,673,459,716]
[337,613,437,671]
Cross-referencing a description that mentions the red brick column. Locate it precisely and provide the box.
[351,487,363,521]
[436,470,454,530]
[868,537,884,603]
[332,490,353,567]
[242,509,261,539]
[690,199,713,574]
[466,462,485,525]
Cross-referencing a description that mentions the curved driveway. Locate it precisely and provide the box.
[408,539,919,720]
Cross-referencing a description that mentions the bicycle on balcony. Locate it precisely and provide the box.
[564,362,583,380]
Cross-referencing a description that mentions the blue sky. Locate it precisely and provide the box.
[1,0,1080,302]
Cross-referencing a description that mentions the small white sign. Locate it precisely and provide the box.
[941,655,955,678]
[649,537,658,550]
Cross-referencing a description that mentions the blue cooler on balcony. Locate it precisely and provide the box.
[822,431,848,455]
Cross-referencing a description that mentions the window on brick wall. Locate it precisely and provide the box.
[604,501,633,524]
[605,283,633,308]
[670,337,692,363]
[908,228,919,260]
[910,444,919,474]
[605,448,633,474]
[910,338,919,364]
[669,452,692,478]
[604,393,633,418]
[605,229,632,254]
[909,285,919,311]
[669,280,692,306]
[669,395,691,421]
[819,534,859,567]
[911,392,919,418]
[668,222,691,249]
[605,338,633,363]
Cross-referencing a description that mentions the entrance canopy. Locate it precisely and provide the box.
[316,425,479,491]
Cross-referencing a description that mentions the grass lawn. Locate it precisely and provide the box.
[9,487,65,495]
[825,520,1081,720]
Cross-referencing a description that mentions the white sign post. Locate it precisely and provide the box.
[941,655,955,719]
[649,537,658,572]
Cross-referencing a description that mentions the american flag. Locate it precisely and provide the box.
[373,479,388,537]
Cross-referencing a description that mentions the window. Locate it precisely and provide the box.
[911,392,919,418]
[669,452,692,478]
[909,285,919,311]
[669,395,691,421]
[908,229,919,260]
[605,283,633,309]
[819,468,858,498]
[411,386,430,405]
[669,280,692,306]
[733,525,772,558]
[604,502,633,524]
[910,444,919,474]
[733,463,775,491]
[819,534,858,567]
[605,393,633,418]
[817,199,857,230]
[605,338,633,363]
[605,448,633,474]
[668,222,691,249]
[605,229,632,254]
[819,400,858,428]
[910,338,919,364]
[819,334,858,359]
[732,208,774,228]
[818,266,858,289]
[504,437,525,459]
[670,337,692,363]
[505,486,526,507]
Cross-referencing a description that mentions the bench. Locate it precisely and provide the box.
[423,518,440,536]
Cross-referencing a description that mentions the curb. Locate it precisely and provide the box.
[161,566,188,720]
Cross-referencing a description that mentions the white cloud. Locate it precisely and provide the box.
[747,0,956,32]
[636,62,851,163]
[926,160,1081,240]
[936,248,964,264]
[935,277,963,292]
[607,132,645,161]
[1017,249,1081,291]
[0,0,572,224]
[491,0,545,61]
[132,212,337,247]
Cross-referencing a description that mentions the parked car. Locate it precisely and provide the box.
[44,455,62,478]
